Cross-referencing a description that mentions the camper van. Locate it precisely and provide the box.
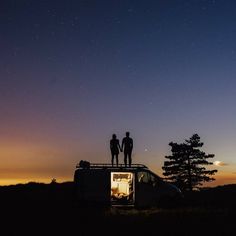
[74,162,183,208]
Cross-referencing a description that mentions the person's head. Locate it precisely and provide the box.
[126,132,130,137]
[112,134,116,139]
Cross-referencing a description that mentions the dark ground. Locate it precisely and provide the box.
[1,182,236,236]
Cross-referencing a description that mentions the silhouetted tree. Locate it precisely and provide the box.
[162,134,217,191]
[51,178,57,184]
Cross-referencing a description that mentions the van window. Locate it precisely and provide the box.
[137,171,157,185]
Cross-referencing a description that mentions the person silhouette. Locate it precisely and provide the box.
[110,134,122,166]
[122,132,133,167]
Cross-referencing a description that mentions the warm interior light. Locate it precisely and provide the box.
[111,172,134,204]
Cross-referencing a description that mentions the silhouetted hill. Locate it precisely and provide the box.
[0,181,75,207]
[183,184,236,208]
[1,182,236,208]
[1,182,235,235]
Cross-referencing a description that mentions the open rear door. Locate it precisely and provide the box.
[110,172,135,206]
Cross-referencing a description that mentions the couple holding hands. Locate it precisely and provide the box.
[110,132,133,167]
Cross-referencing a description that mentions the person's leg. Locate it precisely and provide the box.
[128,152,132,167]
[124,152,127,167]
[115,154,119,166]
[111,153,114,166]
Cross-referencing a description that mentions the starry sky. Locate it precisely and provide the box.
[1,0,236,186]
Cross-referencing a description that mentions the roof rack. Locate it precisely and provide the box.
[76,163,148,169]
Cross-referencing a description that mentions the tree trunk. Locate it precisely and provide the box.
[187,154,192,191]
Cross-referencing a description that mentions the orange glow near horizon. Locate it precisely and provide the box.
[0,167,235,187]
[205,173,236,187]
[0,141,78,186]
[0,177,72,186]
[1,141,235,187]
[0,166,74,186]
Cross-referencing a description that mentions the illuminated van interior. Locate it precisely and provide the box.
[111,172,134,205]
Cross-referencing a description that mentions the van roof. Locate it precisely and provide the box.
[76,163,148,170]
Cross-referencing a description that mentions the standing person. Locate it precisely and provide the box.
[122,132,133,167]
[110,134,122,166]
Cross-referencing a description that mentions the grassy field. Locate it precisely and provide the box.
[1,182,235,235]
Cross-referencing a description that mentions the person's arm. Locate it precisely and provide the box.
[130,138,133,149]
[121,138,124,151]
[110,140,113,150]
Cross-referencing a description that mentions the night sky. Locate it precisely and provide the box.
[1,0,236,185]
